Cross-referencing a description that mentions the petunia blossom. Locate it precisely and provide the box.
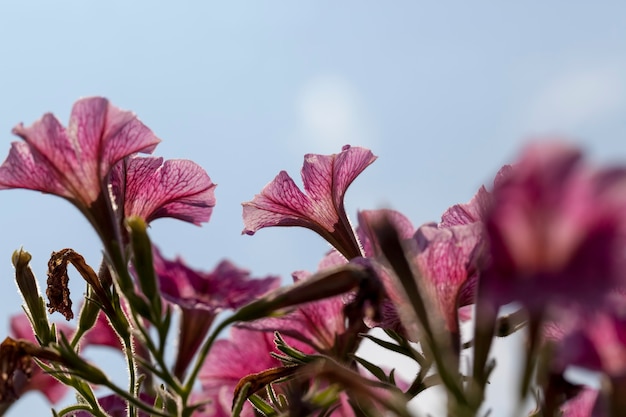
[0,97,161,251]
[199,326,361,417]
[0,97,160,210]
[109,156,216,225]
[356,207,482,344]
[152,247,280,378]
[242,145,376,260]
[198,327,293,417]
[480,141,626,313]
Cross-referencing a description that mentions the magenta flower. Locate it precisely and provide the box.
[0,97,159,209]
[0,97,161,250]
[242,145,377,260]
[355,207,482,343]
[152,247,280,378]
[9,315,70,404]
[199,327,290,417]
[480,141,626,313]
[109,156,216,225]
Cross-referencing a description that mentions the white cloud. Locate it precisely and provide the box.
[525,66,625,133]
[292,75,377,153]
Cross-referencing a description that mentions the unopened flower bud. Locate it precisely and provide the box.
[12,249,52,345]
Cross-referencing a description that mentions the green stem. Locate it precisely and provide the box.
[122,336,138,417]
[56,404,108,417]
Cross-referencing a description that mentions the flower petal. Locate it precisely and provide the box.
[153,247,280,312]
[0,97,160,207]
[440,185,491,227]
[113,156,216,225]
[413,222,482,333]
[357,209,415,257]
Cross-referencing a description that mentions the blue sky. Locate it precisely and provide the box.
[1,1,625,415]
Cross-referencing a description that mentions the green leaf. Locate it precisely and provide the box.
[248,394,278,416]
[350,354,389,382]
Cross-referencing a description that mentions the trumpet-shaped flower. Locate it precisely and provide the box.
[242,145,376,260]
[152,247,280,378]
[109,156,216,225]
[356,207,481,342]
[0,97,159,209]
[481,141,626,312]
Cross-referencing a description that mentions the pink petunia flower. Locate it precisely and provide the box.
[242,145,376,260]
[480,141,626,313]
[0,97,159,208]
[109,156,216,225]
[152,247,280,378]
[356,206,482,342]
[0,98,217,252]
[198,327,290,417]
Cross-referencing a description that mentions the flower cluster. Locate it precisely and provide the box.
[0,98,624,417]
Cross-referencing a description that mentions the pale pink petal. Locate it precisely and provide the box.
[242,145,376,259]
[1,97,160,208]
[113,157,216,225]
